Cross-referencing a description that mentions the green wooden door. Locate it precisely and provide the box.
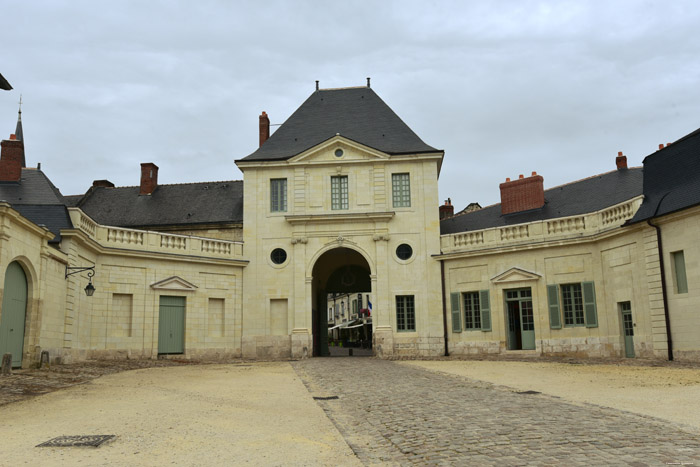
[158,296,185,354]
[0,262,28,367]
[519,299,536,350]
[621,303,635,358]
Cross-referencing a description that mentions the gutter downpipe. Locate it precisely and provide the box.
[440,258,449,357]
[646,192,673,361]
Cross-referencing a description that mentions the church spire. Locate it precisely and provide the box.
[15,95,25,167]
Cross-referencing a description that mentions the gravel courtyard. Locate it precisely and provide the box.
[0,358,698,466]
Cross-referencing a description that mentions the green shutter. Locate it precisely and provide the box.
[547,284,562,329]
[582,281,598,328]
[450,292,461,332]
[479,290,491,331]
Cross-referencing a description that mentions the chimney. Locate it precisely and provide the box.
[0,134,24,182]
[616,151,627,170]
[92,179,115,188]
[139,162,159,195]
[439,198,454,219]
[499,171,544,215]
[259,111,270,147]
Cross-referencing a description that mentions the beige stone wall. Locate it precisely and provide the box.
[238,137,445,358]
[654,206,700,361]
[442,216,663,359]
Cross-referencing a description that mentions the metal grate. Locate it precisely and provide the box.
[516,390,541,395]
[36,435,116,448]
[313,396,339,400]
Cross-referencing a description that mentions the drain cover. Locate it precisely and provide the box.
[36,435,116,448]
[313,396,339,400]
[516,390,541,395]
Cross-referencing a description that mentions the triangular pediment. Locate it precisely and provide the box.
[289,136,389,165]
[491,267,542,284]
[150,276,198,291]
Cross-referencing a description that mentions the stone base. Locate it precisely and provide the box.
[241,335,292,359]
[373,326,394,358]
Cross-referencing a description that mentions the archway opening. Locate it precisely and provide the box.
[311,247,372,357]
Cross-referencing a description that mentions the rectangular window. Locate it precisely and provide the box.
[392,173,411,208]
[561,284,585,326]
[462,292,482,330]
[331,175,349,210]
[396,295,416,331]
[270,178,287,212]
[672,251,688,294]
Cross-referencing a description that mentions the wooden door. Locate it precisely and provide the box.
[0,262,28,367]
[519,298,536,350]
[158,296,185,354]
[621,302,635,358]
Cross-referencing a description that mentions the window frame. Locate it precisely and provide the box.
[395,295,416,332]
[671,250,688,294]
[560,283,585,327]
[331,175,349,210]
[391,173,411,208]
[547,282,598,329]
[270,178,287,212]
[462,291,482,330]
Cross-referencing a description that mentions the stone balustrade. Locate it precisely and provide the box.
[68,208,243,259]
[441,196,643,253]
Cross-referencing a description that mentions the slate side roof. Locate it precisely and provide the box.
[628,127,700,224]
[239,87,439,162]
[0,168,73,242]
[440,168,643,235]
[74,180,243,229]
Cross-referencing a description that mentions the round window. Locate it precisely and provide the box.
[335,149,344,158]
[270,248,287,265]
[396,244,413,261]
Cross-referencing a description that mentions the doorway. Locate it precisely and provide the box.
[311,247,372,357]
[505,288,535,350]
[158,296,185,354]
[620,301,635,358]
[0,262,28,367]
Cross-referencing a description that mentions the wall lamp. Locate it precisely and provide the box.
[65,266,96,296]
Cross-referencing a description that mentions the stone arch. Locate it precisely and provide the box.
[306,241,376,278]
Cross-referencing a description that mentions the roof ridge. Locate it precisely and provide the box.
[100,180,243,189]
[319,86,368,91]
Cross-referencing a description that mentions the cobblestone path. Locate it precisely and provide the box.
[293,358,700,466]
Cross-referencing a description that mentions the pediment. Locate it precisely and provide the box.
[491,267,541,284]
[289,136,389,164]
[150,276,198,291]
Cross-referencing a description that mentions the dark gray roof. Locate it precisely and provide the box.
[0,168,73,242]
[239,87,439,162]
[628,127,700,224]
[0,73,11,90]
[441,168,643,235]
[74,180,243,228]
[64,194,82,207]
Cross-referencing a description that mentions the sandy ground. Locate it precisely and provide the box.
[402,360,700,432]
[0,362,360,467]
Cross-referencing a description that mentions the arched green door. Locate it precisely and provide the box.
[0,262,28,367]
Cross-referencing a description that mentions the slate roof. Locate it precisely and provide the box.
[0,168,73,242]
[628,127,700,224]
[440,168,644,235]
[239,87,439,162]
[73,180,243,229]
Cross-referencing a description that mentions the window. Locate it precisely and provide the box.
[396,244,413,261]
[672,251,688,294]
[547,282,598,329]
[352,299,358,317]
[270,178,287,212]
[331,175,348,210]
[450,290,491,332]
[561,284,585,326]
[396,295,415,331]
[270,248,287,264]
[392,173,411,208]
[328,307,333,321]
[462,292,481,330]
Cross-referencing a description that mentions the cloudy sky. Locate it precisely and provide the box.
[1,1,699,208]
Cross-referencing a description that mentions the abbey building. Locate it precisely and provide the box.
[1,83,698,367]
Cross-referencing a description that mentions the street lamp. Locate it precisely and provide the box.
[65,266,96,296]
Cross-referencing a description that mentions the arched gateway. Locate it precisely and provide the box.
[311,247,372,356]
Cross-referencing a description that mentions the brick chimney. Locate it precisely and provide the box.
[259,111,270,147]
[616,151,627,170]
[0,134,24,182]
[140,162,159,195]
[92,179,115,188]
[499,172,545,215]
[439,198,454,219]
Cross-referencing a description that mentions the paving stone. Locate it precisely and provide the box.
[293,358,700,466]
